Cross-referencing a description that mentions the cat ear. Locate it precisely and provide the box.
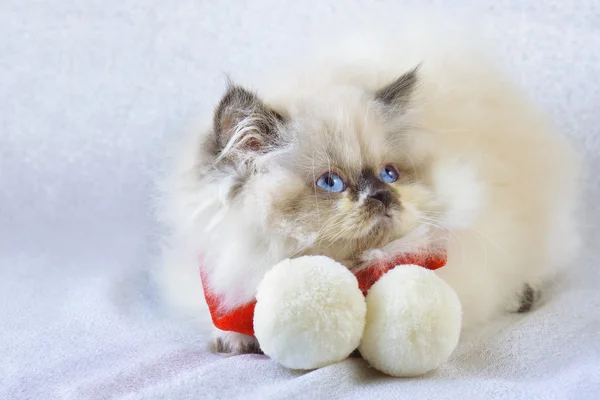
[375,65,420,109]
[213,83,284,155]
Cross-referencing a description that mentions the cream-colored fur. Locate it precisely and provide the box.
[156,25,580,354]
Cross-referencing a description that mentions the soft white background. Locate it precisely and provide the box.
[1,1,599,399]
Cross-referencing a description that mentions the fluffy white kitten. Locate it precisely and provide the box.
[156,27,580,354]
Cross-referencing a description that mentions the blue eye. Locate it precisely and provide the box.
[316,172,345,193]
[379,165,400,183]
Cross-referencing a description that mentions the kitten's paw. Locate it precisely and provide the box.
[351,249,391,273]
[359,249,388,264]
[513,284,542,313]
[212,330,262,355]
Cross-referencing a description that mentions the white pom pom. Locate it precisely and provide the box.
[358,265,462,377]
[254,256,366,370]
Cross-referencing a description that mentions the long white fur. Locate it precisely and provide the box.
[155,22,580,351]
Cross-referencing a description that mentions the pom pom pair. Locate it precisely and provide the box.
[253,255,462,377]
[202,252,461,377]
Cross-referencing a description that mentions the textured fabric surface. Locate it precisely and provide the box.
[2,1,600,399]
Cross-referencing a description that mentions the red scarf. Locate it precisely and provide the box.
[200,251,447,337]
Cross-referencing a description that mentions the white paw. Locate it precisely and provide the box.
[359,249,388,264]
[212,329,262,355]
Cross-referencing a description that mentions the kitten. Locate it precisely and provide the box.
[156,29,580,354]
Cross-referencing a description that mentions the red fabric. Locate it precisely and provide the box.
[199,267,257,337]
[199,251,447,337]
[354,251,447,296]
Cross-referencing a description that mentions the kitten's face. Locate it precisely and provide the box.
[205,68,435,260]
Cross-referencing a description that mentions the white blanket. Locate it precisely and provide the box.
[2,1,599,399]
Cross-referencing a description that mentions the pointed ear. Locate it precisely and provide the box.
[374,65,420,109]
[213,83,284,154]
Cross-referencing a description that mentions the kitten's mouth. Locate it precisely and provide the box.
[378,213,394,227]
[363,211,395,235]
[379,206,398,221]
